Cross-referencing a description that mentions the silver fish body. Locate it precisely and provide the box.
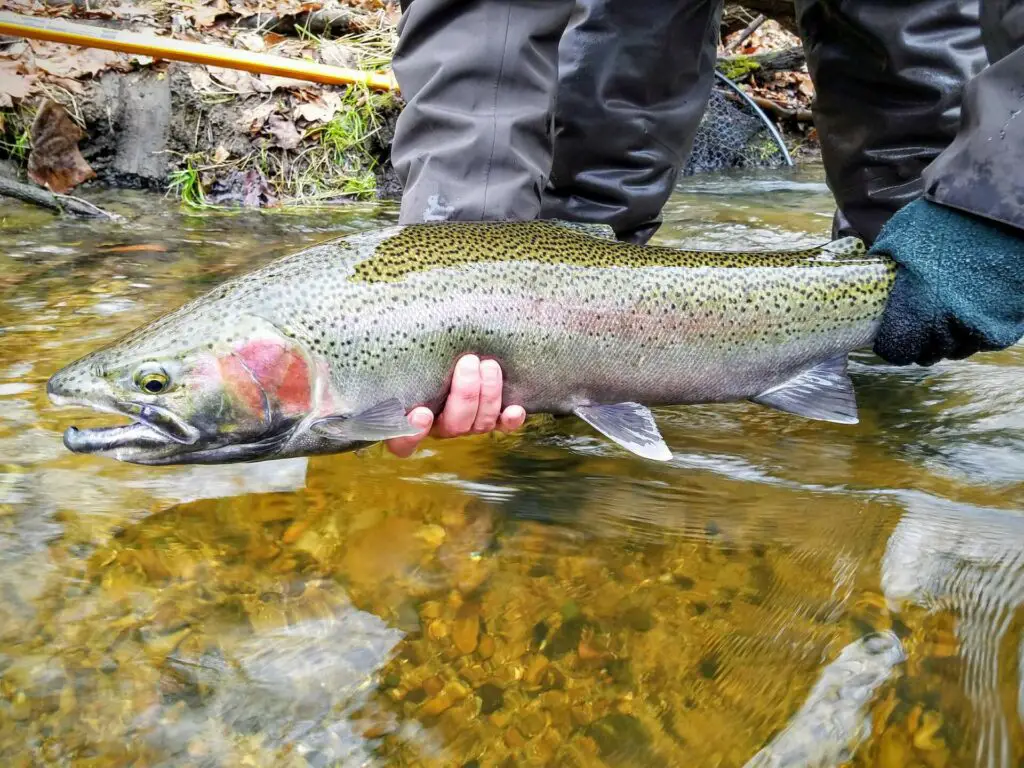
[47,221,895,465]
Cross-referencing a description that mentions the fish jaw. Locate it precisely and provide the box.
[60,422,299,465]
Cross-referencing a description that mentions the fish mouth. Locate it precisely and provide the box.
[62,423,293,465]
[49,393,295,466]
[63,421,175,457]
[48,387,206,463]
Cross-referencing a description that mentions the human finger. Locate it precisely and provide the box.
[385,407,434,457]
[433,354,482,438]
[472,359,503,433]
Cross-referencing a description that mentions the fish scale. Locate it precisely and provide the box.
[47,220,897,465]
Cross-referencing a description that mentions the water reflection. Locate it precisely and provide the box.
[0,174,1021,766]
[883,495,1024,768]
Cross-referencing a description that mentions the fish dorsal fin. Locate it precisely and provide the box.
[751,355,858,424]
[311,398,421,442]
[547,219,617,241]
[573,402,673,461]
[819,237,868,258]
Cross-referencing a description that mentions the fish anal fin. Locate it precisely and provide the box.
[751,355,858,424]
[574,402,673,461]
[311,398,420,442]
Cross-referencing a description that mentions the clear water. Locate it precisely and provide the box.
[1,166,1022,767]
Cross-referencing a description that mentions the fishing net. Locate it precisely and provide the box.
[683,74,791,175]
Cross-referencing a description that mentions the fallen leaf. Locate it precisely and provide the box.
[242,168,275,207]
[260,74,310,91]
[262,32,289,47]
[31,42,131,79]
[27,101,96,194]
[48,77,86,95]
[212,144,230,163]
[292,91,340,124]
[237,101,278,133]
[235,31,266,52]
[266,114,301,149]
[185,0,231,28]
[264,37,307,58]
[188,67,214,92]
[317,41,357,69]
[0,62,36,105]
[208,66,269,94]
[109,3,157,19]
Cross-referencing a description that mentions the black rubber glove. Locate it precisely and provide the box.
[871,199,1024,366]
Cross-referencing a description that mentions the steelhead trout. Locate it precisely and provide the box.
[46,220,895,465]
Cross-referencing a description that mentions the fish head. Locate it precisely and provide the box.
[47,308,318,465]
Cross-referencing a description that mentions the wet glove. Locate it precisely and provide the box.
[871,198,1024,366]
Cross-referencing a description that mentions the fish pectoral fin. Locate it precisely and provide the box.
[750,355,858,424]
[310,398,421,442]
[573,402,673,461]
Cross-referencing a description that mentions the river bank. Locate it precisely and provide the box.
[0,0,818,210]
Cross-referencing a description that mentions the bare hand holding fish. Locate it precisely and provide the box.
[386,354,526,458]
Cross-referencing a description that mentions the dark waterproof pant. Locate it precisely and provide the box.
[391,0,989,244]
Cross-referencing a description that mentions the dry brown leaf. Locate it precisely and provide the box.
[317,41,357,69]
[33,43,131,79]
[208,67,269,94]
[186,0,231,28]
[260,74,310,91]
[188,67,214,92]
[266,114,301,149]
[262,32,289,47]
[49,76,86,95]
[0,62,36,105]
[235,32,266,52]
[262,37,306,59]
[109,3,157,19]
[796,74,815,98]
[237,101,278,133]
[27,101,96,194]
[292,91,340,124]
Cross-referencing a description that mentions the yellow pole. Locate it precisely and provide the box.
[0,11,398,92]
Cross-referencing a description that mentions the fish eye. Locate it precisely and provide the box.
[133,364,171,395]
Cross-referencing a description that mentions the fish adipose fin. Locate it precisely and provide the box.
[751,355,858,424]
[311,398,421,442]
[573,402,673,461]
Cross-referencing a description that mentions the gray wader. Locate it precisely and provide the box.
[390,0,573,224]
[539,0,723,244]
[390,0,719,243]
[392,0,1019,242]
[921,0,1024,233]
[793,0,988,242]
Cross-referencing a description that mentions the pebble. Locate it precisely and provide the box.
[453,604,480,655]
[427,620,449,641]
[477,683,504,715]
[477,634,495,660]
[523,655,549,686]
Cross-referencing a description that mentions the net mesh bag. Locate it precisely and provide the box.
[683,80,790,175]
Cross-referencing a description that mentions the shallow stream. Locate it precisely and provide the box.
[1,167,1022,767]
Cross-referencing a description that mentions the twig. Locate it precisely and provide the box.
[0,176,122,219]
[725,13,766,53]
